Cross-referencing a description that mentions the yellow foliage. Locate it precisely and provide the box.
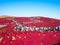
[12,36,16,40]
[0,36,3,42]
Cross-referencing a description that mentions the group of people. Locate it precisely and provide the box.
[14,22,60,32]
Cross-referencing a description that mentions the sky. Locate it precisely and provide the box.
[0,0,60,19]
